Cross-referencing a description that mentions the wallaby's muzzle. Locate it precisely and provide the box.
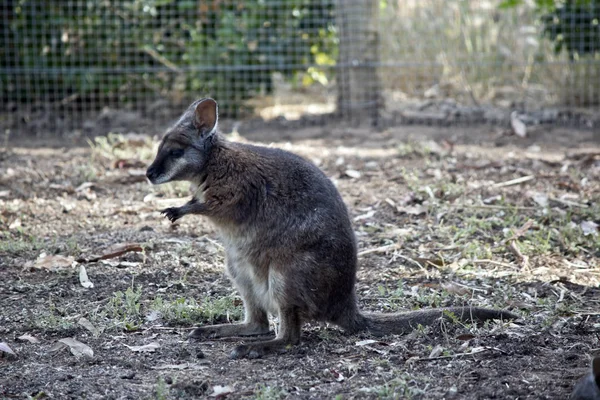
[146,164,158,184]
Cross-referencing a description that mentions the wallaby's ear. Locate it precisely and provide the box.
[193,98,218,136]
[592,356,600,387]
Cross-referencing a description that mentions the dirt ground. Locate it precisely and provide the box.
[1,123,599,399]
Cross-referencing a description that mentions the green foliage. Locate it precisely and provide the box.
[2,0,337,116]
[499,0,600,58]
[254,384,288,400]
[0,233,44,256]
[105,286,144,330]
[151,295,243,325]
[541,0,600,57]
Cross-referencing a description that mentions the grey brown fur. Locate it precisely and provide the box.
[571,357,600,400]
[146,98,517,359]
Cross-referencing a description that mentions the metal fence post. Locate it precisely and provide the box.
[335,0,381,126]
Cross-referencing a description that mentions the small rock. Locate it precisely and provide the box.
[121,372,136,380]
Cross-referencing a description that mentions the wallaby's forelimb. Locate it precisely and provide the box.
[161,199,208,222]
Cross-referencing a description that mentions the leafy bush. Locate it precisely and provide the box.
[540,0,600,58]
[500,0,600,58]
[1,0,337,116]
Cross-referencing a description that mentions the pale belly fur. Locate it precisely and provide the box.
[220,231,284,317]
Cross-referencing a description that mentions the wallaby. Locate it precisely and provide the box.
[146,98,517,359]
[572,357,600,400]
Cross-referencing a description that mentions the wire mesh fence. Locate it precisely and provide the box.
[1,0,599,137]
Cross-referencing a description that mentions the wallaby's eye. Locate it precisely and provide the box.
[170,149,184,158]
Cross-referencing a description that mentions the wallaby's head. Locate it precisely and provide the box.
[146,98,218,185]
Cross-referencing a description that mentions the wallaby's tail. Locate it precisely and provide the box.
[357,307,517,337]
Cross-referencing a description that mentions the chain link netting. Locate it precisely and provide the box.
[1,0,598,136]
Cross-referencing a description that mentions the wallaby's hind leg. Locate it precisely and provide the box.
[188,297,270,339]
[229,306,301,359]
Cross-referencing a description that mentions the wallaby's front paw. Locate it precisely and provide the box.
[161,207,181,222]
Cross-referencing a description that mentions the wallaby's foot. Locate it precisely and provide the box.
[161,207,182,222]
[188,322,270,340]
[229,338,298,359]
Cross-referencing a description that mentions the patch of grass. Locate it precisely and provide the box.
[75,163,98,184]
[104,286,144,330]
[369,375,425,400]
[0,234,45,257]
[436,204,598,261]
[396,141,447,160]
[154,377,169,400]
[32,298,76,331]
[62,237,83,258]
[151,295,244,326]
[377,282,446,311]
[254,384,288,400]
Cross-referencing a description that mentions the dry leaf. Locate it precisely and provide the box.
[529,192,549,208]
[58,338,94,358]
[27,253,75,271]
[396,205,426,216]
[510,111,527,138]
[127,169,146,177]
[581,221,598,237]
[210,385,234,397]
[17,334,40,344]
[470,346,487,354]
[79,265,94,289]
[75,182,95,192]
[100,260,140,269]
[78,188,97,201]
[482,195,502,205]
[78,317,101,337]
[429,345,444,358]
[0,342,16,356]
[124,342,160,352]
[354,210,376,221]
[344,169,361,179]
[355,339,378,346]
[8,218,21,230]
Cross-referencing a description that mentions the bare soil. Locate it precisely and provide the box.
[1,124,599,399]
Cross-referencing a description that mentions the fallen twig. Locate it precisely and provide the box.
[394,253,428,273]
[413,346,502,362]
[471,259,517,269]
[357,244,398,257]
[548,196,589,208]
[491,175,535,188]
[506,219,534,242]
[450,204,537,211]
[507,240,529,271]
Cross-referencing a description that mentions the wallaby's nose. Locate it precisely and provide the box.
[146,166,156,182]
